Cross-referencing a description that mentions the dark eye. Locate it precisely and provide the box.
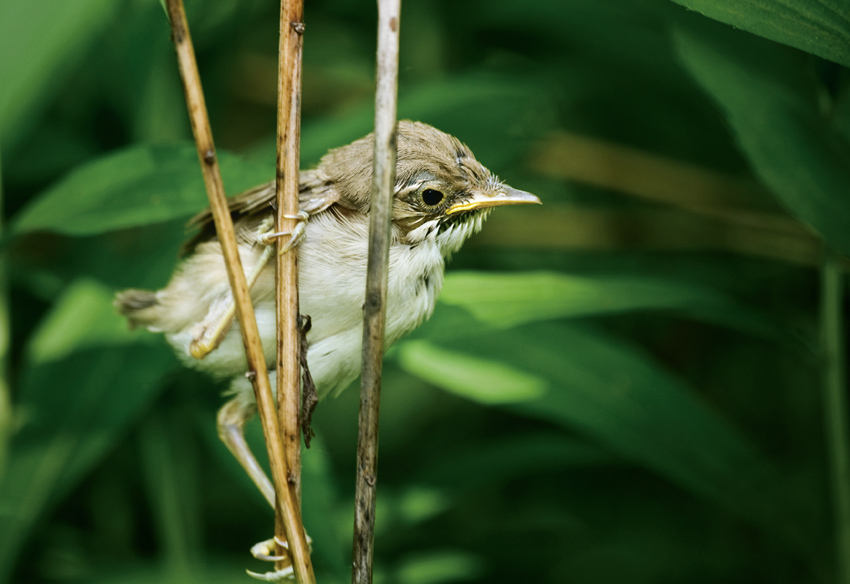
[421,188,445,206]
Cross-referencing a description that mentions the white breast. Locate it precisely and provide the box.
[167,211,446,399]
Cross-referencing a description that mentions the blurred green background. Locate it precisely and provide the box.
[2,0,849,582]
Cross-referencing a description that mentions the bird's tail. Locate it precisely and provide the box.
[114,289,162,330]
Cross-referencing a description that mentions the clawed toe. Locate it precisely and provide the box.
[250,536,290,562]
[256,211,309,253]
[247,536,294,582]
[246,566,295,582]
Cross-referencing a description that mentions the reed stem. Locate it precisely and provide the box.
[274,0,313,579]
[352,1,401,582]
[164,2,313,581]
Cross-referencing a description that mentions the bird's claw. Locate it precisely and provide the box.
[250,536,290,562]
[257,211,309,254]
[246,566,295,582]
[247,537,294,582]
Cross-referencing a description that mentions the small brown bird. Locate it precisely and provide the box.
[116,120,539,508]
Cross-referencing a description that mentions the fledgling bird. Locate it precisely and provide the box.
[115,120,539,506]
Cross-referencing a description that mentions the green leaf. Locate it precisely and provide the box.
[439,271,793,343]
[673,20,850,255]
[0,0,117,147]
[26,279,141,365]
[397,323,810,552]
[11,144,272,236]
[394,550,484,584]
[0,344,175,580]
[397,340,548,404]
[666,0,850,67]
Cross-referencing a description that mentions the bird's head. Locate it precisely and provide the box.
[316,120,540,254]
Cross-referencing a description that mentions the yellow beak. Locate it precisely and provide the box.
[445,186,541,215]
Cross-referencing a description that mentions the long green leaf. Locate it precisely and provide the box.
[398,340,547,404]
[674,20,850,255]
[11,144,271,236]
[437,271,794,343]
[667,0,850,67]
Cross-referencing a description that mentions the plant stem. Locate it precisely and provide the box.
[164,2,313,582]
[275,0,312,578]
[352,1,400,582]
[0,150,9,480]
[822,248,850,584]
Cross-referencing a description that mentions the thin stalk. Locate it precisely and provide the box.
[164,2,313,582]
[274,0,313,578]
[822,248,850,584]
[0,150,9,480]
[352,1,401,583]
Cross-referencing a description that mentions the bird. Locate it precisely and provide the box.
[115,119,540,515]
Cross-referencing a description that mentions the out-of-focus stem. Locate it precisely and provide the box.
[0,151,10,479]
[822,248,850,584]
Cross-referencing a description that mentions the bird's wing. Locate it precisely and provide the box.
[182,169,341,253]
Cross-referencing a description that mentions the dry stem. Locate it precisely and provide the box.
[274,0,314,580]
[352,0,401,582]
[164,1,311,581]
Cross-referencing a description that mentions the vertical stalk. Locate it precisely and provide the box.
[0,151,10,480]
[822,249,850,584]
[163,2,313,582]
[275,0,311,577]
[352,1,401,583]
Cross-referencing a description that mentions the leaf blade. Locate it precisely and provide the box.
[667,0,850,67]
[673,19,850,254]
[10,144,271,236]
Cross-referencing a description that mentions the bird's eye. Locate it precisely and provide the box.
[421,188,445,206]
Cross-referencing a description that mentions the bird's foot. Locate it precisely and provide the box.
[246,536,294,582]
[257,211,309,254]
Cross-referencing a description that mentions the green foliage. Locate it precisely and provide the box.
[668,0,850,67]
[12,145,270,236]
[438,271,794,340]
[0,0,118,149]
[0,0,847,583]
[673,16,850,255]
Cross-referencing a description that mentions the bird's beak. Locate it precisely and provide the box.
[445,185,541,215]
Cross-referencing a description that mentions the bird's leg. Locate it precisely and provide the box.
[209,212,310,581]
[219,390,315,583]
[218,397,296,582]
[217,395,275,508]
[189,212,309,360]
